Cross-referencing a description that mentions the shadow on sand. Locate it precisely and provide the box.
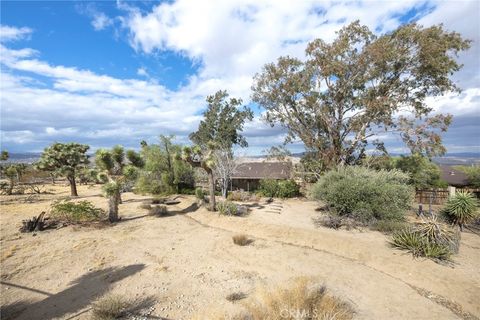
[1,264,145,320]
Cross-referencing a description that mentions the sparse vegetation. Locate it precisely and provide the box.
[91,294,130,320]
[370,220,409,234]
[232,234,252,246]
[441,191,479,231]
[258,179,299,198]
[195,187,205,201]
[454,165,480,188]
[241,277,353,320]
[391,217,459,261]
[227,190,259,202]
[50,200,105,223]
[311,166,413,224]
[217,200,239,216]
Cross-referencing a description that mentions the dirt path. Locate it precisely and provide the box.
[1,187,479,319]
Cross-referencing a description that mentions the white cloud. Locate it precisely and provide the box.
[0,25,32,42]
[91,12,113,31]
[1,1,478,153]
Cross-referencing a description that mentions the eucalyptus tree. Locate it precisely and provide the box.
[252,21,470,167]
[186,90,253,210]
[36,143,90,196]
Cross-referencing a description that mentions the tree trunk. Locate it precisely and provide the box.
[222,178,228,199]
[207,169,216,211]
[108,192,119,222]
[118,192,123,204]
[7,178,14,195]
[68,176,78,197]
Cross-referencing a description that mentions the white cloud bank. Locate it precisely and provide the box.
[1,0,479,154]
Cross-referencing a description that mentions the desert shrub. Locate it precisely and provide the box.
[313,215,361,231]
[217,201,239,216]
[370,220,409,234]
[242,277,353,320]
[391,218,458,261]
[453,165,480,188]
[394,154,448,189]
[441,191,479,230]
[195,188,205,201]
[91,294,130,320]
[178,187,195,195]
[310,166,414,223]
[149,205,167,216]
[232,234,253,246]
[258,179,299,198]
[50,200,105,222]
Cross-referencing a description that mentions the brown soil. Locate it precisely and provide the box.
[1,184,479,319]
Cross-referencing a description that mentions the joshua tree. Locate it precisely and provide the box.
[95,145,143,222]
[0,163,27,195]
[36,143,90,196]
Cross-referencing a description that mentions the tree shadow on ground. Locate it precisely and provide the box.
[163,202,200,216]
[1,264,145,320]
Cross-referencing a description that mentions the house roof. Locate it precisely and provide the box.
[439,165,469,187]
[232,162,292,179]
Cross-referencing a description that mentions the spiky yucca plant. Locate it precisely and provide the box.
[442,191,479,231]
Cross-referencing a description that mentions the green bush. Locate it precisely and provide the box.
[441,191,479,230]
[310,166,414,223]
[50,200,105,222]
[370,220,409,234]
[258,179,299,198]
[453,165,480,188]
[216,201,239,216]
[195,188,205,200]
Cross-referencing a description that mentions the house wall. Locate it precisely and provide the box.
[231,178,261,192]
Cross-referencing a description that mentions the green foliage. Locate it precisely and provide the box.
[454,165,480,188]
[36,143,89,194]
[136,136,194,195]
[370,220,409,234]
[189,90,253,150]
[391,217,459,261]
[95,149,115,173]
[310,166,413,223]
[394,154,447,189]
[252,22,470,166]
[216,200,239,216]
[50,200,105,222]
[258,179,299,198]
[0,163,28,194]
[0,150,9,161]
[126,149,144,168]
[195,188,205,200]
[103,182,121,197]
[441,191,479,229]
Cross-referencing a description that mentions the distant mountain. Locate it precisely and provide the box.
[2,152,42,164]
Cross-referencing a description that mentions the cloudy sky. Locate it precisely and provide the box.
[0,0,479,155]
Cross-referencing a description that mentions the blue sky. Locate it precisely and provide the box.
[1,0,479,155]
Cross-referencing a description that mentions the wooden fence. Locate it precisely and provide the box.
[415,188,480,205]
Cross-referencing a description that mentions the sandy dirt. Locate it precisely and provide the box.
[0,184,479,320]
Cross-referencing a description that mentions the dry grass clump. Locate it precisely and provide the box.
[148,205,167,216]
[313,215,360,230]
[243,277,353,320]
[226,292,248,302]
[232,234,253,246]
[194,278,353,320]
[91,294,130,320]
[50,200,105,223]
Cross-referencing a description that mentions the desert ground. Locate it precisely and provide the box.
[1,184,479,320]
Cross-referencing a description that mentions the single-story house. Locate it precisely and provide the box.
[439,165,469,187]
[231,161,292,191]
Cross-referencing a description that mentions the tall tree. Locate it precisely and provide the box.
[252,21,470,167]
[186,90,253,210]
[37,143,89,196]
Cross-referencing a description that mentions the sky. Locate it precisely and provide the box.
[0,0,479,156]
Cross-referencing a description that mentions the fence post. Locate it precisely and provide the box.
[448,186,456,197]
